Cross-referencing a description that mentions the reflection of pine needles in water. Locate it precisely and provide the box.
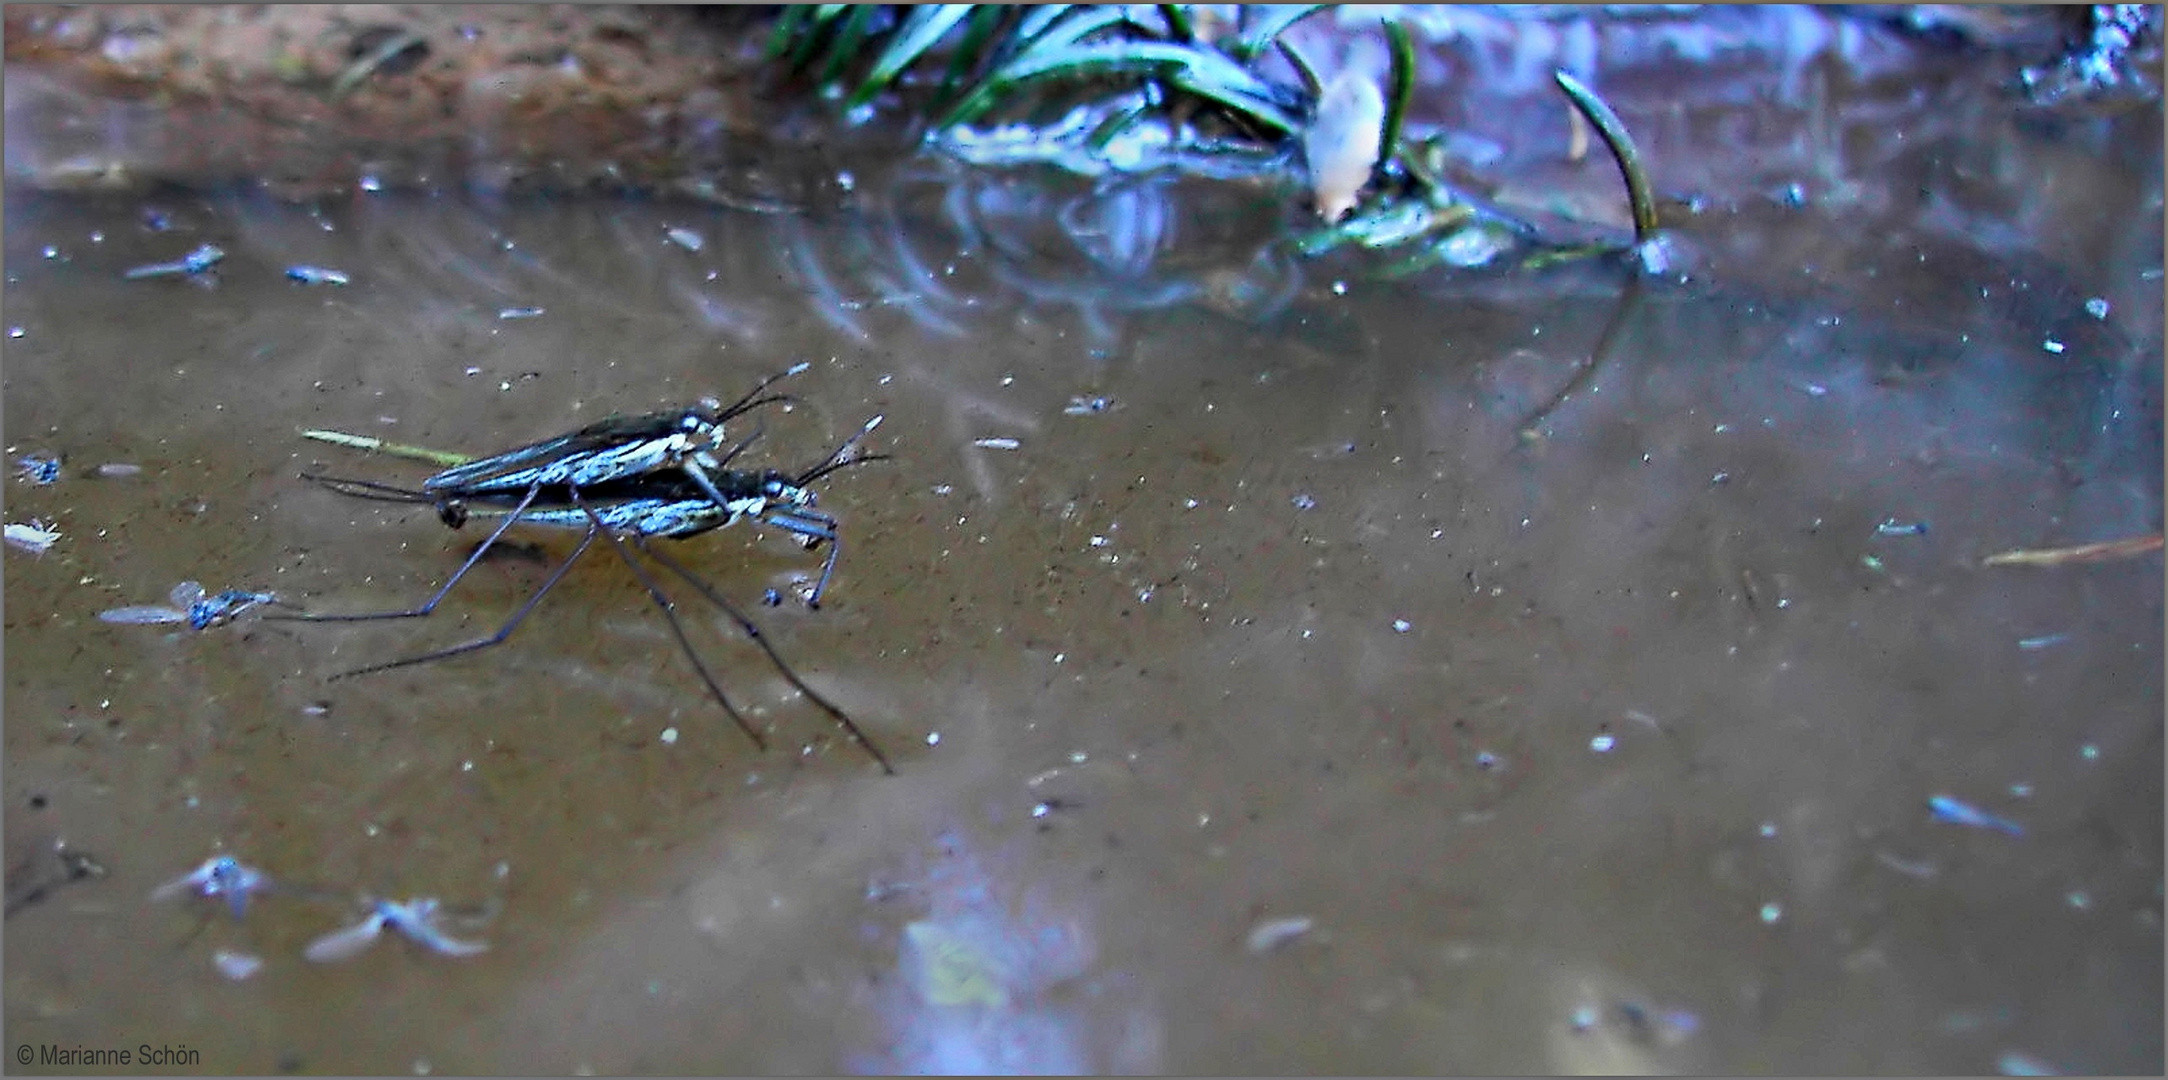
[766,6,1659,274]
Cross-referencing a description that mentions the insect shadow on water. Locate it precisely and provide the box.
[270,381,897,774]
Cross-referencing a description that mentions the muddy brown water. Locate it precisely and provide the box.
[4,20,2163,1078]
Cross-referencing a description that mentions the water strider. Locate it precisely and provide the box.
[150,855,274,918]
[275,397,896,773]
[302,897,489,962]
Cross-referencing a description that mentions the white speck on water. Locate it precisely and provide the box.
[41,245,60,259]
[2080,743,2100,761]
[1996,1050,2061,1076]
[1759,821,1778,838]
[973,437,1021,450]
[926,731,941,746]
[497,306,545,319]
[1030,802,1050,819]
[359,175,382,192]
[8,326,23,338]
[664,226,705,252]
[1069,751,1088,764]
[2009,782,2033,798]
[2042,338,2065,354]
[660,727,678,746]
[1590,734,1616,753]
[1759,902,1783,924]
[460,759,473,772]
[1089,535,1108,547]
[1391,618,1411,633]
[2066,890,2091,910]
[464,366,482,377]
[1053,653,1065,664]
[1569,1005,1600,1032]
[1331,280,1347,295]
[2085,297,2111,319]
[1291,493,1316,510]
[212,949,263,981]
[1246,915,1315,953]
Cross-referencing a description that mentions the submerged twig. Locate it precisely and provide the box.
[1553,70,1658,243]
[1981,534,2164,567]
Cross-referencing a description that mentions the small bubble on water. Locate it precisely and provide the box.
[660,727,678,746]
[926,731,941,746]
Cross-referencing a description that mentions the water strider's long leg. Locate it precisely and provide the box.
[759,508,843,607]
[327,526,599,681]
[566,490,769,752]
[637,538,894,775]
[269,482,546,624]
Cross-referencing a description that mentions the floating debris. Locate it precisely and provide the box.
[664,226,706,252]
[152,855,272,919]
[1063,395,1113,416]
[123,242,224,280]
[1291,493,1317,510]
[1391,618,1412,633]
[15,454,62,485]
[4,519,61,556]
[92,462,143,479]
[1874,850,1939,879]
[2084,297,2111,320]
[496,306,546,320]
[901,919,1010,1007]
[1758,901,1783,924]
[2016,633,2071,651]
[1590,734,1617,753]
[99,581,281,630]
[285,265,350,286]
[212,948,264,981]
[304,897,489,962]
[1983,534,2163,567]
[1927,794,2024,837]
[1246,915,1315,954]
[1874,518,1929,537]
[972,437,1021,450]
